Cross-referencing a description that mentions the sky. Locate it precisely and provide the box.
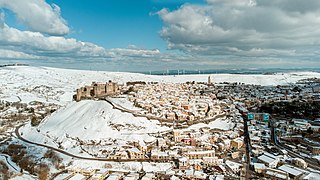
[0,0,320,72]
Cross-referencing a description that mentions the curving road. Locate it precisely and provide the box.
[0,154,19,172]
[15,124,165,163]
[105,98,227,127]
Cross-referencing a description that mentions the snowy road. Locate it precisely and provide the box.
[15,124,166,163]
[0,154,20,172]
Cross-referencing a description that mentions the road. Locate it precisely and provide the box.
[15,124,157,162]
[0,154,19,172]
[105,98,227,128]
[14,124,160,163]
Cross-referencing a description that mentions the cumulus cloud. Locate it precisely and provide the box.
[0,23,170,61]
[0,0,69,35]
[158,0,320,60]
[0,0,180,68]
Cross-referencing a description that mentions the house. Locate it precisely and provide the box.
[203,156,223,166]
[128,147,144,159]
[185,150,215,159]
[278,164,305,180]
[108,150,126,160]
[178,157,189,170]
[151,149,170,161]
[106,173,124,180]
[69,174,86,180]
[257,152,280,168]
[124,173,139,180]
[309,146,320,155]
[141,173,156,180]
[293,158,307,169]
[231,152,240,159]
[265,169,288,180]
[157,138,166,148]
[225,160,242,174]
[138,141,148,152]
[193,171,207,180]
[253,163,265,174]
[231,138,243,150]
[222,139,231,150]
[302,172,320,180]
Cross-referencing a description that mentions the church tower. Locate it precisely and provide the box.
[208,75,212,85]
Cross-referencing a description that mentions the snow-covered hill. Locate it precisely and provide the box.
[1,66,320,105]
[20,100,169,157]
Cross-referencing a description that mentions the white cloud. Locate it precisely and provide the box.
[0,0,185,69]
[1,0,319,70]
[207,0,256,7]
[158,0,320,60]
[0,0,69,35]
[0,21,180,65]
[0,49,39,59]
[0,24,104,56]
[110,47,160,58]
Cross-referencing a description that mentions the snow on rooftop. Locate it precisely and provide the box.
[278,165,304,177]
[254,163,266,170]
[187,150,215,155]
[258,155,277,164]
[225,160,242,169]
[69,173,85,180]
[265,169,287,179]
[303,172,320,180]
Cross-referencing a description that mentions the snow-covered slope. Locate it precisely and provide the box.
[1,66,320,105]
[20,100,169,157]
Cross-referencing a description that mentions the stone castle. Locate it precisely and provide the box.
[74,81,120,101]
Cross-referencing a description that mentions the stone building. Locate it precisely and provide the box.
[74,81,120,101]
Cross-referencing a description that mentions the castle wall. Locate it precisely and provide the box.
[74,81,120,101]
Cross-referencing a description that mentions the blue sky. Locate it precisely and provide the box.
[1,0,320,71]
[46,0,169,50]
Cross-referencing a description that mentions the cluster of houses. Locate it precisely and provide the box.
[87,117,251,179]
[274,119,320,156]
[127,82,223,121]
[246,117,320,179]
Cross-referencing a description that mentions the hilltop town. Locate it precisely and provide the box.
[60,75,320,179]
